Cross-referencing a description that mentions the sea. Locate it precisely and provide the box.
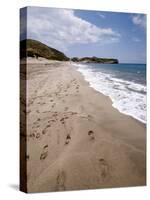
[73,63,146,124]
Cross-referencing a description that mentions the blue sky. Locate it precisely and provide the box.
[21,7,146,63]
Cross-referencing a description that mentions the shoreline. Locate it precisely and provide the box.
[72,62,146,124]
[72,63,146,127]
[24,59,146,192]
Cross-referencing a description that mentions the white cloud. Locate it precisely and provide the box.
[133,37,141,42]
[132,14,146,28]
[26,7,120,51]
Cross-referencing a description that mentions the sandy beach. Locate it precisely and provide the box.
[20,58,146,193]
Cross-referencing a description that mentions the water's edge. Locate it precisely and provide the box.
[72,63,146,124]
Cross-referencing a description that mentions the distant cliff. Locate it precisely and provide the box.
[71,56,119,64]
[20,39,69,61]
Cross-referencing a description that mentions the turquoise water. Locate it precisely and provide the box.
[74,63,146,123]
[86,63,146,85]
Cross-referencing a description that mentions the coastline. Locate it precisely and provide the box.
[73,62,146,124]
[24,59,146,192]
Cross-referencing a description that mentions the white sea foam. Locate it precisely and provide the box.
[73,63,146,124]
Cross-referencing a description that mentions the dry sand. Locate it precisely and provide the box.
[20,58,146,193]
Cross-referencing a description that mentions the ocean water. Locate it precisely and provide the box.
[73,63,146,124]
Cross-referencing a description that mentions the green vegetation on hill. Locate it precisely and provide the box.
[20,39,119,64]
[71,56,118,64]
[20,39,69,61]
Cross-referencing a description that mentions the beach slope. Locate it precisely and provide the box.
[22,58,146,192]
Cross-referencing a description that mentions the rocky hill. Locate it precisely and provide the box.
[71,56,119,64]
[20,39,69,61]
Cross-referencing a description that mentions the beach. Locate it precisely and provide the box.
[22,58,146,192]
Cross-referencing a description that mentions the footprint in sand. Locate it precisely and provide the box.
[98,158,109,180]
[65,134,71,145]
[37,118,41,122]
[52,103,56,108]
[40,145,48,160]
[41,102,46,105]
[64,116,69,120]
[88,130,95,140]
[42,124,51,135]
[48,119,54,124]
[42,129,46,135]
[44,144,48,148]
[53,112,58,117]
[87,114,92,120]
[56,171,66,190]
[60,118,65,124]
[36,132,40,139]
[64,107,69,111]
[46,123,51,128]
[70,111,77,116]
[29,132,35,138]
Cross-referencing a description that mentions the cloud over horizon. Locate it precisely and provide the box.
[20,7,146,63]
[22,7,120,52]
[132,14,146,29]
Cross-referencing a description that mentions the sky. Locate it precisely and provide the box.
[20,7,146,63]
